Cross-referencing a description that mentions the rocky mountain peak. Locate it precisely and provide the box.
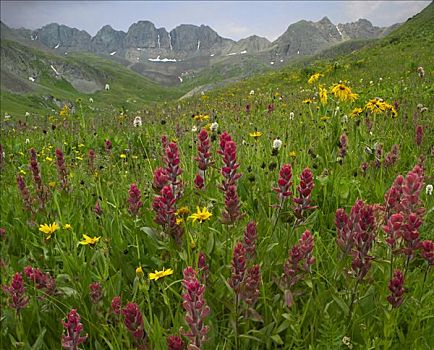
[92,25,126,53]
[125,21,160,48]
[169,24,233,53]
[338,18,382,39]
[34,23,92,51]
[318,16,333,25]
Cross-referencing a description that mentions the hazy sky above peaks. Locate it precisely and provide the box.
[1,1,431,41]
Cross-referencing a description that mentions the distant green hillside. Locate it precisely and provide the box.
[0,40,191,116]
[0,38,271,117]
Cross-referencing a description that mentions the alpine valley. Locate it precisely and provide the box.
[1,16,400,114]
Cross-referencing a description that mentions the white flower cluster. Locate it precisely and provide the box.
[133,116,142,127]
[210,122,219,132]
[272,138,283,150]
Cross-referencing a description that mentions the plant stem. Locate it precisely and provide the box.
[346,279,360,330]
[419,265,430,303]
[403,255,411,280]
[269,205,282,238]
[390,249,394,281]
[234,294,239,350]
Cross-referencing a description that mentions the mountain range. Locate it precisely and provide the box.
[1,14,408,116]
[1,17,399,85]
[3,17,398,57]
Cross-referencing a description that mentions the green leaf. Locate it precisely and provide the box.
[266,243,279,252]
[140,226,157,237]
[276,320,290,334]
[271,334,284,345]
[331,292,349,316]
[31,328,46,350]
[58,286,78,297]
[206,229,215,255]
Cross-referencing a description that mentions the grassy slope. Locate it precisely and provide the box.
[201,2,433,104]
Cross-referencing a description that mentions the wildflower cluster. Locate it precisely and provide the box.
[365,98,398,118]
[282,230,315,307]
[336,199,376,281]
[61,309,87,350]
[218,132,243,224]
[228,222,261,311]
[330,82,358,102]
[181,267,210,349]
[24,265,56,297]
[194,128,212,189]
[2,272,29,315]
[384,164,425,260]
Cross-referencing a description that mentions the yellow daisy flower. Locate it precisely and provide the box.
[330,83,358,102]
[193,114,209,122]
[176,206,190,217]
[319,86,328,105]
[308,73,322,85]
[79,234,101,246]
[149,268,174,281]
[350,107,363,118]
[249,131,263,138]
[39,222,60,240]
[188,207,212,223]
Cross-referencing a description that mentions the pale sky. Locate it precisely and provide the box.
[1,1,431,41]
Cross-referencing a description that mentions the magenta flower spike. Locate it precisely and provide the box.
[387,270,405,308]
[61,309,87,350]
[181,267,210,349]
[122,303,147,349]
[128,183,143,216]
[2,272,29,315]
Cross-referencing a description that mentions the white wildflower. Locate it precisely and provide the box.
[417,66,425,78]
[210,122,219,132]
[25,112,30,117]
[89,97,94,103]
[342,336,353,349]
[249,90,255,95]
[4,114,11,120]
[25,139,30,144]
[289,112,295,120]
[272,138,282,150]
[191,125,198,132]
[426,184,433,196]
[342,114,348,123]
[133,116,142,127]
